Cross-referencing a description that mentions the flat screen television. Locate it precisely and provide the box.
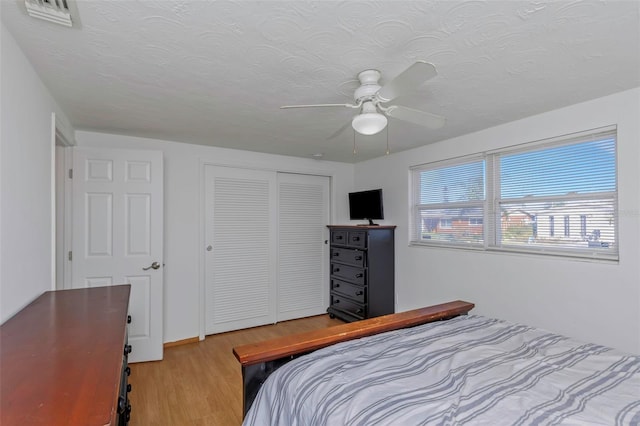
[349,189,384,225]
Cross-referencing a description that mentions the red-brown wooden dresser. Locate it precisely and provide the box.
[1,285,132,425]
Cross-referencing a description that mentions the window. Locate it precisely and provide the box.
[439,218,452,229]
[411,158,485,247]
[411,127,618,260]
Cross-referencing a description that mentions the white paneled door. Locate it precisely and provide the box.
[277,173,329,321]
[72,147,163,362]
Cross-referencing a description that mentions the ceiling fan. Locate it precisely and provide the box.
[281,61,446,136]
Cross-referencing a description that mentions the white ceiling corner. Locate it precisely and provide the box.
[2,0,639,163]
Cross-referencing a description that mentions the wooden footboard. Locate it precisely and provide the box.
[233,300,475,416]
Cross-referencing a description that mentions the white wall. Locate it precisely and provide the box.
[355,88,640,354]
[75,131,354,343]
[0,24,75,323]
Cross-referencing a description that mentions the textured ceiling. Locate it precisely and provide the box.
[2,0,639,163]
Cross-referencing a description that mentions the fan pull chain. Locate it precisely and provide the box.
[353,130,357,155]
[386,122,390,155]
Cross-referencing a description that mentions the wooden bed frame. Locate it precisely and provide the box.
[233,300,475,416]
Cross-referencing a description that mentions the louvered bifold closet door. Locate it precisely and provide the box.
[204,166,277,335]
[277,173,330,322]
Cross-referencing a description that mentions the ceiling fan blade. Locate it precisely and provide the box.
[326,119,353,140]
[280,103,354,109]
[376,61,437,103]
[385,105,446,129]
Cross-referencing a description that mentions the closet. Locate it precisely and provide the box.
[204,166,329,334]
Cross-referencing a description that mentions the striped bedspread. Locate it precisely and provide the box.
[244,315,640,425]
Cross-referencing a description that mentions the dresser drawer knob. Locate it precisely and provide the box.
[355,256,362,260]
[356,290,364,296]
[124,344,132,355]
[334,283,340,288]
[127,383,132,393]
[355,273,363,278]
[333,252,340,257]
[353,237,360,241]
[356,309,364,314]
[335,299,340,304]
[127,315,132,324]
[125,366,131,376]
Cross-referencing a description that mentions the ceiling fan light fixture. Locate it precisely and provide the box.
[352,112,388,136]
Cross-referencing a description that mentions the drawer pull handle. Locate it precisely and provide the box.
[127,383,132,393]
[356,309,363,314]
[353,237,360,241]
[336,236,343,240]
[355,256,363,260]
[356,290,364,296]
[334,268,340,272]
[333,252,340,256]
[335,283,340,288]
[127,315,132,324]
[355,273,363,278]
[124,344,132,355]
[125,366,131,376]
[335,299,340,304]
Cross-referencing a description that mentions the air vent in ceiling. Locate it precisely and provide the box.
[24,0,73,27]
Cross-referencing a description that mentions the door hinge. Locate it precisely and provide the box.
[68,251,72,261]
[68,168,73,179]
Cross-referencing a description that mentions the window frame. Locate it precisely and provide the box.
[410,126,618,261]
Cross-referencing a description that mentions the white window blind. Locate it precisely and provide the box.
[411,157,485,247]
[410,126,618,261]
[490,128,617,259]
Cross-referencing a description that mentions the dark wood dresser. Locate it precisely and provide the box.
[327,225,395,322]
[1,285,132,425]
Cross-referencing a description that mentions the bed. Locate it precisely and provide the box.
[233,301,640,425]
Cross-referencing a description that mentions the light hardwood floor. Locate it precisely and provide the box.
[129,314,342,425]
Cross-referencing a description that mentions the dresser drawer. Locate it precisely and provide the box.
[330,263,365,285]
[330,295,365,319]
[348,231,367,248]
[330,247,365,267]
[331,231,348,245]
[331,279,366,303]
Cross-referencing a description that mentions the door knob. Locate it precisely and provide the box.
[143,261,161,271]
